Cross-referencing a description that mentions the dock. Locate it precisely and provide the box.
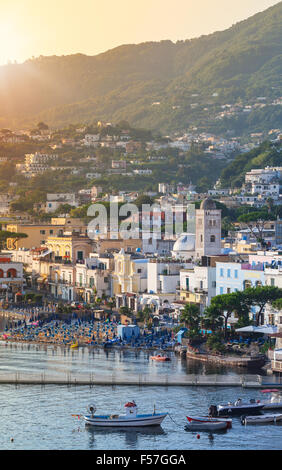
[0,372,279,388]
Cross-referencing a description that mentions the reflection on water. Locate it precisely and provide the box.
[86,425,166,449]
[0,341,265,378]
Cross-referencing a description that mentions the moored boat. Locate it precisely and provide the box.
[259,390,282,410]
[83,401,167,427]
[241,413,282,425]
[213,398,265,416]
[150,354,171,362]
[185,416,232,431]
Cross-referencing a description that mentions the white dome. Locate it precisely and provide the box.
[172,233,195,253]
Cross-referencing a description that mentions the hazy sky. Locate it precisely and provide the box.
[0,0,280,65]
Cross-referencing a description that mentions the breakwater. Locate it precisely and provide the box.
[0,371,275,388]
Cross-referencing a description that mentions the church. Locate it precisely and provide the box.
[172,197,222,261]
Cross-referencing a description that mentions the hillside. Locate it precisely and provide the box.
[219,140,282,188]
[0,2,281,134]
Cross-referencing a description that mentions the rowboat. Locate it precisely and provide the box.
[150,354,171,362]
[214,399,265,416]
[185,416,232,431]
[83,401,167,427]
[241,413,282,425]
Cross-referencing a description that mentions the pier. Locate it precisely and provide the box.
[0,371,280,388]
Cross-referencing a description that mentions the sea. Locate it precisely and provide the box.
[0,341,281,451]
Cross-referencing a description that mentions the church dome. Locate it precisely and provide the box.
[200,197,216,210]
[172,233,195,254]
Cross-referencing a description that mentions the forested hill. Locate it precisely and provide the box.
[0,2,281,134]
[219,140,282,188]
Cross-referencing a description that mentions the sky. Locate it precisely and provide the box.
[0,0,280,65]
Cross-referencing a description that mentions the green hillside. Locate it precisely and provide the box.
[219,140,282,188]
[0,2,281,134]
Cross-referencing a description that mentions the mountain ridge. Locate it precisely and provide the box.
[0,1,281,133]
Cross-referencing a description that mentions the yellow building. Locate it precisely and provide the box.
[6,223,65,250]
[46,234,93,262]
[112,249,147,295]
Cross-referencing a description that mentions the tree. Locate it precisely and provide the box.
[203,304,224,334]
[205,292,249,339]
[237,211,274,246]
[180,303,201,338]
[0,231,28,251]
[243,286,282,326]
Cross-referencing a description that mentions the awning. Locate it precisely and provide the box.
[236,325,278,335]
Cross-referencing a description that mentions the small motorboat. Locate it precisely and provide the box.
[214,399,265,416]
[259,390,282,410]
[185,416,232,431]
[150,354,171,362]
[83,401,167,427]
[241,413,282,425]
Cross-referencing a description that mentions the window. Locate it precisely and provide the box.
[234,269,238,279]
[220,287,224,294]
[227,287,231,294]
[49,230,53,234]
[270,278,275,286]
[227,269,231,278]
[210,235,215,242]
[200,281,203,289]
[212,281,216,288]
[40,230,45,235]
[220,268,224,277]
[137,268,142,273]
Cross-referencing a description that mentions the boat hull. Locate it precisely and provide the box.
[83,413,167,427]
[217,404,264,416]
[241,413,282,425]
[185,416,232,431]
[261,402,282,410]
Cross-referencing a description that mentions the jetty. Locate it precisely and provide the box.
[0,371,280,388]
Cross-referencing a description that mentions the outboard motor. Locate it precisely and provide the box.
[208,405,218,417]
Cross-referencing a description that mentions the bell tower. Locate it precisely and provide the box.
[195,198,221,259]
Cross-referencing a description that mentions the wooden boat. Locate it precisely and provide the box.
[150,354,171,362]
[215,399,264,416]
[185,416,232,431]
[241,413,282,425]
[83,401,167,427]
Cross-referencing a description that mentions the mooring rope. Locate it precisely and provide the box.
[168,413,183,428]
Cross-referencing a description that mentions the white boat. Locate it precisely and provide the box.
[259,389,282,410]
[215,399,264,416]
[185,416,232,431]
[83,401,167,427]
[241,413,282,425]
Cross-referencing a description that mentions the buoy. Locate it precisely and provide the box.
[196,434,200,439]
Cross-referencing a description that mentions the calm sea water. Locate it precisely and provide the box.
[0,342,281,450]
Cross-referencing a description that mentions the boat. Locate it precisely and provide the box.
[70,342,78,349]
[185,416,232,431]
[241,413,282,425]
[259,390,282,410]
[83,401,167,427]
[150,354,171,362]
[211,399,265,416]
